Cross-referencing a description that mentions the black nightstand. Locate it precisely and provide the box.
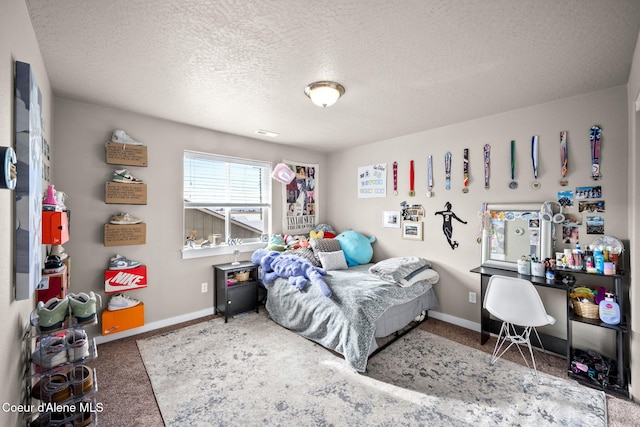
[213,262,259,323]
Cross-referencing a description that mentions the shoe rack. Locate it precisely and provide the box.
[42,203,72,305]
[103,140,148,246]
[25,311,100,426]
[101,136,148,336]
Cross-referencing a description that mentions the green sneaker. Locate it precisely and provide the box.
[68,292,99,325]
[35,297,69,332]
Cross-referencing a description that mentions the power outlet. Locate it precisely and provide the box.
[201,282,208,293]
[468,291,476,304]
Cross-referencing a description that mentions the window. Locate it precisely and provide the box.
[183,151,271,259]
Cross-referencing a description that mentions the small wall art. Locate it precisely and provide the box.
[401,221,423,241]
[434,201,467,250]
[382,211,400,228]
[358,163,387,198]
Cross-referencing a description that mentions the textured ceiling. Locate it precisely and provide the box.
[26,0,640,152]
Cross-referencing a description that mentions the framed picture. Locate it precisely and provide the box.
[382,211,400,228]
[14,61,44,300]
[401,221,423,241]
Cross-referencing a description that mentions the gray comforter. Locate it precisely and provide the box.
[265,264,434,372]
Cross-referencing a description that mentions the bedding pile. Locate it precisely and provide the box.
[368,256,439,287]
[264,258,439,372]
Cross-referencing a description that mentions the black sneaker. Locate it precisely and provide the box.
[43,255,65,274]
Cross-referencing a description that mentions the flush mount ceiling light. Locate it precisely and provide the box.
[255,129,279,138]
[304,81,345,108]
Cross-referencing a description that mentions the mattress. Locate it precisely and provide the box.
[265,263,439,371]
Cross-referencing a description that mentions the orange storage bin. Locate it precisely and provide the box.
[101,303,144,336]
[42,211,70,245]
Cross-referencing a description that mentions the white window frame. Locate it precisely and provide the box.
[182,150,270,260]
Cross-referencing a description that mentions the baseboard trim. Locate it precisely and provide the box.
[428,310,481,332]
[95,307,215,345]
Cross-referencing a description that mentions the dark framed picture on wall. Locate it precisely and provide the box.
[14,61,44,300]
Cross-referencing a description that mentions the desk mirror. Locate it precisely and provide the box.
[480,202,553,271]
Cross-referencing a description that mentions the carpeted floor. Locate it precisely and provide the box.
[89,311,639,426]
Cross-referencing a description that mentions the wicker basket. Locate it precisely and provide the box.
[235,271,250,282]
[571,298,600,319]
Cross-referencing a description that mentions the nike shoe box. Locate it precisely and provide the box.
[101,303,144,336]
[104,265,147,294]
[42,211,70,245]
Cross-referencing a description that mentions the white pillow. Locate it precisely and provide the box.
[317,250,348,271]
[398,268,439,287]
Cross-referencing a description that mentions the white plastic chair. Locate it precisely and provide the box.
[483,275,556,380]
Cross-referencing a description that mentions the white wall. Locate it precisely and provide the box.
[3,1,638,412]
[326,86,629,358]
[52,98,328,339]
[626,30,640,401]
[0,1,53,425]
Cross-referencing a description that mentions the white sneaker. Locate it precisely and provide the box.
[109,212,142,225]
[112,169,144,184]
[111,129,144,145]
[55,190,67,210]
[108,293,141,311]
[66,329,90,361]
[31,336,68,368]
[50,245,68,261]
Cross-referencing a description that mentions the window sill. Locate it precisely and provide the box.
[181,242,267,260]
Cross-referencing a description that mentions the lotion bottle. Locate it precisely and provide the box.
[599,292,621,325]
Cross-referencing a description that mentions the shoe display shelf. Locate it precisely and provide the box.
[39,258,70,305]
[101,261,147,336]
[24,316,100,426]
[105,140,147,167]
[42,211,70,246]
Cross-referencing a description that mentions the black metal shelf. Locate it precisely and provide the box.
[568,370,629,399]
[568,310,627,332]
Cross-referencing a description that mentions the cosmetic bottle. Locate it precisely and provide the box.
[594,248,605,275]
[599,293,621,325]
[584,246,595,273]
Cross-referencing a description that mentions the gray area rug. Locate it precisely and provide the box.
[137,312,606,426]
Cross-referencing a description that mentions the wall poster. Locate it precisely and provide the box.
[283,160,318,234]
[14,61,44,300]
[357,163,386,198]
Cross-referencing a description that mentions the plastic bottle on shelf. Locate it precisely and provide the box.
[594,248,605,275]
[599,292,621,325]
[572,244,583,270]
[584,246,595,273]
[610,248,620,274]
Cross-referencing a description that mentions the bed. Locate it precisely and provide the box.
[262,257,439,372]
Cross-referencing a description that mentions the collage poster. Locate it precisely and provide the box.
[283,160,318,234]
